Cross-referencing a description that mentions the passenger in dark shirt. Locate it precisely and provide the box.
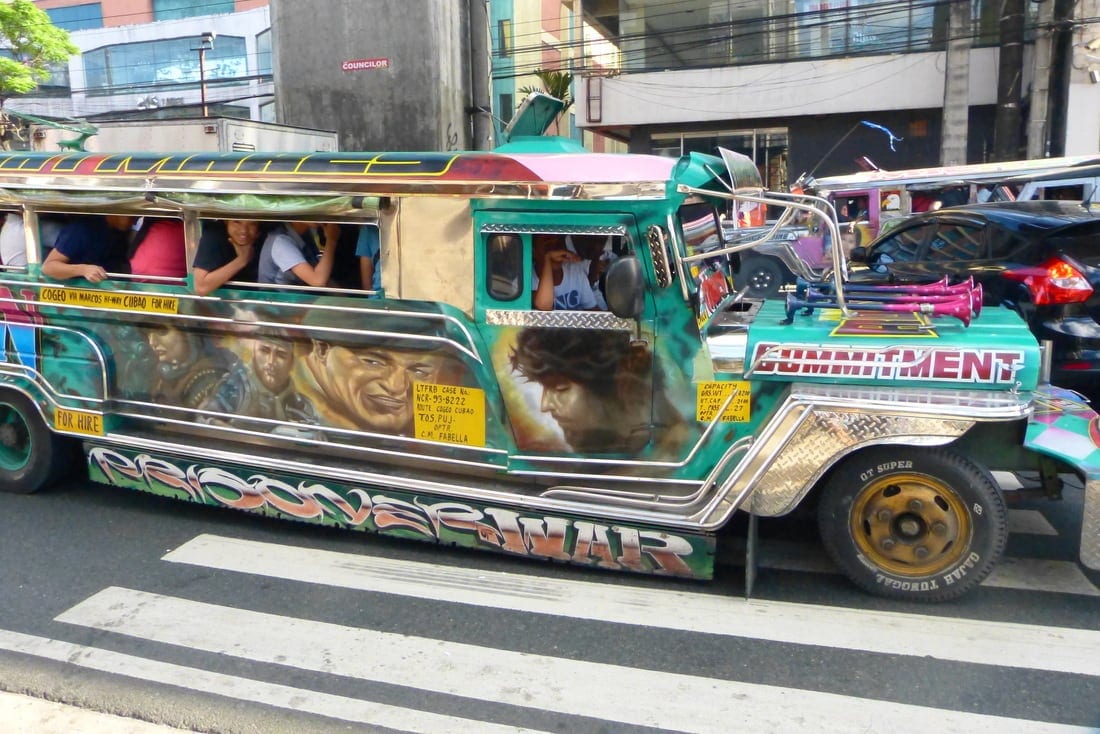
[192,219,263,296]
[42,215,135,283]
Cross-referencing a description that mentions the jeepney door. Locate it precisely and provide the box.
[473,212,697,477]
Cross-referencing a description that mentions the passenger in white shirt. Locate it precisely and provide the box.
[531,234,603,311]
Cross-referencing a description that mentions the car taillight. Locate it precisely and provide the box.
[1002,258,1093,305]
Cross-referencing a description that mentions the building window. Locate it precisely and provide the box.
[499,93,513,124]
[83,36,248,96]
[652,128,789,190]
[45,3,103,31]
[497,19,512,58]
[256,28,272,76]
[153,0,234,21]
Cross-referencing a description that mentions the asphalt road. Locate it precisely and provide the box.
[0,476,1097,733]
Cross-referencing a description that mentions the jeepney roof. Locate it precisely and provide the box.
[0,145,684,201]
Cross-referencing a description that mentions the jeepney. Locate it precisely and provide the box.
[0,108,1096,603]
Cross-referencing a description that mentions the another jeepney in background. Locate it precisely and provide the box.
[0,97,1096,602]
[733,154,1100,298]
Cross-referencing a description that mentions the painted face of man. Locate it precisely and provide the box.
[311,342,451,434]
[252,338,294,393]
[148,327,190,366]
[537,374,618,452]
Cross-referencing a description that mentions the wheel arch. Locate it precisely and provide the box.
[698,384,1030,527]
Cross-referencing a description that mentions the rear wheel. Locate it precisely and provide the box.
[734,256,786,299]
[817,446,1007,602]
[0,390,64,494]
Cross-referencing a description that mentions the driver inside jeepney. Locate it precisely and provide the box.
[531,234,607,311]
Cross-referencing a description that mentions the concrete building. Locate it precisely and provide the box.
[21,0,274,122]
[567,0,1100,183]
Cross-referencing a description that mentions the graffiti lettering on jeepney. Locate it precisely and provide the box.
[413,382,485,446]
[88,446,697,576]
[750,343,1025,384]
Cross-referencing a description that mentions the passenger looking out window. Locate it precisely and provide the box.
[192,219,263,296]
[130,218,187,278]
[258,221,339,287]
[532,234,605,311]
[42,214,135,283]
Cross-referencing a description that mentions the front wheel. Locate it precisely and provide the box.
[0,390,65,494]
[817,446,1007,602]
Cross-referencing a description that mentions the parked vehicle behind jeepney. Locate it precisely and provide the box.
[848,200,1100,405]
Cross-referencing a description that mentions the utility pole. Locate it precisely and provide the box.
[194,31,216,118]
[469,0,493,150]
[994,0,1025,160]
[940,0,972,165]
[1026,0,1054,157]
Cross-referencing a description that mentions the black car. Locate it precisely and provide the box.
[849,200,1100,402]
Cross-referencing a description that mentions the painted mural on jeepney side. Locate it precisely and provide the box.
[492,326,695,457]
[23,281,494,449]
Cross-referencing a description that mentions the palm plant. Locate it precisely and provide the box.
[517,69,574,134]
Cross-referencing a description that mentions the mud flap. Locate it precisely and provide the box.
[1023,386,1100,570]
[1083,477,1100,570]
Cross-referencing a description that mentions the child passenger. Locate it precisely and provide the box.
[532,234,604,311]
[192,219,263,296]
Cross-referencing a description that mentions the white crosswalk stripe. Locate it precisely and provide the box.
[0,503,1094,734]
[0,629,551,734]
[159,534,1100,676]
[52,587,1098,734]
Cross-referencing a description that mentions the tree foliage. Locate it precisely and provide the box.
[0,0,78,103]
[517,69,574,135]
[518,69,574,111]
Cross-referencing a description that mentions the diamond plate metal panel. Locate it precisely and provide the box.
[484,309,635,330]
[750,409,973,516]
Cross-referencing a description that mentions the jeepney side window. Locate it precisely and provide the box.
[486,233,523,301]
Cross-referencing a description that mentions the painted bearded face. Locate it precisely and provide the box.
[252,338,294,393]
[536,374,620,452]
[309,342,451,434]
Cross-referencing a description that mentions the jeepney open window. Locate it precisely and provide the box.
[486,233,523,301]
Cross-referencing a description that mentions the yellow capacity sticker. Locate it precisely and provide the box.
[54,407,103,436]
[39,287,179,314]
[413,382,486,446]
[696,381,751,423]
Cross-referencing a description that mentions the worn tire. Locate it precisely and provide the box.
[734,256,786,299]
[0,390,63,494]
[817,446,1007,602]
